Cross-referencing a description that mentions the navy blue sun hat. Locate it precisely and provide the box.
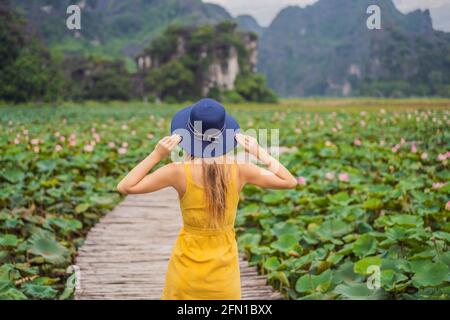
[170,98,240,158]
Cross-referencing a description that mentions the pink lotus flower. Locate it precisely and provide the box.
[147,134,154,140]
[54,131,60,137]
[93,133,101,142]
[392,146,398,153]
[33,146,39,153]
[297,176,307,186]
[69,140,77,147]
[380,140,385,146]
[339,173,350,182]
[446,201,450,211]
[354,139,361,146]
[325,172,335,180]
[59,136,66,142]
[360,120,366,127]
[84,144,94,152]
[14,138,20,145]
[432,182,446,189]
[122,142,128,148]
[55,144,62,152]
[31,139,39,145]
[411,144,417,153]
[108,142,116,148]
[70,133,77,140]
[421,152,428,160]
[437,153,447,162]
[118,147,127,155]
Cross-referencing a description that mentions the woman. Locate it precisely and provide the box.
[117,98,297,299]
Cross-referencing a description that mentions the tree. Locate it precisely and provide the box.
[0,1,62,103]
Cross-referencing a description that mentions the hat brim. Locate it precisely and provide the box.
[170,105,240,158]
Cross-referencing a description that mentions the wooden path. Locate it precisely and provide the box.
[75,187,283,300]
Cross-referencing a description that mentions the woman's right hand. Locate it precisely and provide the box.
[236,133,260,157]
[153,135,181,159]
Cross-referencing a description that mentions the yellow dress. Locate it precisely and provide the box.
[162,162,241,300]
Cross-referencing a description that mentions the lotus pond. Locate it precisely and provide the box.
[0,99,449,300]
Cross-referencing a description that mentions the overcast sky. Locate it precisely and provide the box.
[204,0,450,29]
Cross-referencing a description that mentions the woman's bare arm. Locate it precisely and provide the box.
[236,133,297,189]
[116,135,181,194]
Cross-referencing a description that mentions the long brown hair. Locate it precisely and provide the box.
[202,161,228,228]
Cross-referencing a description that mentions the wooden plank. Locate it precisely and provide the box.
[75,187,283,300]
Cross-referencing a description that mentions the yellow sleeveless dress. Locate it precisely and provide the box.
[162,162,241,300]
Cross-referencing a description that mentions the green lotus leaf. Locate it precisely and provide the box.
[45,217,82,232]
[0,234,18,247]
[295,269,333,293]
[1,169,25,183]
[0,287,28,300]
[352,234,377,258]
[264,256,281,271]
[36,160,57,172]
[363,198,383,210]
[316,219,353,239]
[75,203,90,213]
[433,231,450,243]
[22,284,58,299]
[329,192,352,205]
[333,261,362,284]
[237,232,261,251]
[28,234,70,265]
[411,261,449,287]
[335,283,388,300]
[389,214,423,228]
[271,221,298,237]
[262,192,286,205]
[353,256,382,276]
[271,234,300,252]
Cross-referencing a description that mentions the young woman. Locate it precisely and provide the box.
[117,98,297,299]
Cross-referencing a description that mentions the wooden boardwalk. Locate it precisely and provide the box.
[75,187,283,300]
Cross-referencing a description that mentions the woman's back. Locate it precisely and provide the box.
[179,161,240,230]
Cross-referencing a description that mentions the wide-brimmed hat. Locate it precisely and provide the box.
[170,98,240,158]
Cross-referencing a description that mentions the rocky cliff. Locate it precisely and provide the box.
[135,22,275,102]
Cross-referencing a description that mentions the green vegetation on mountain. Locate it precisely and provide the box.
[12,0,232,58]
